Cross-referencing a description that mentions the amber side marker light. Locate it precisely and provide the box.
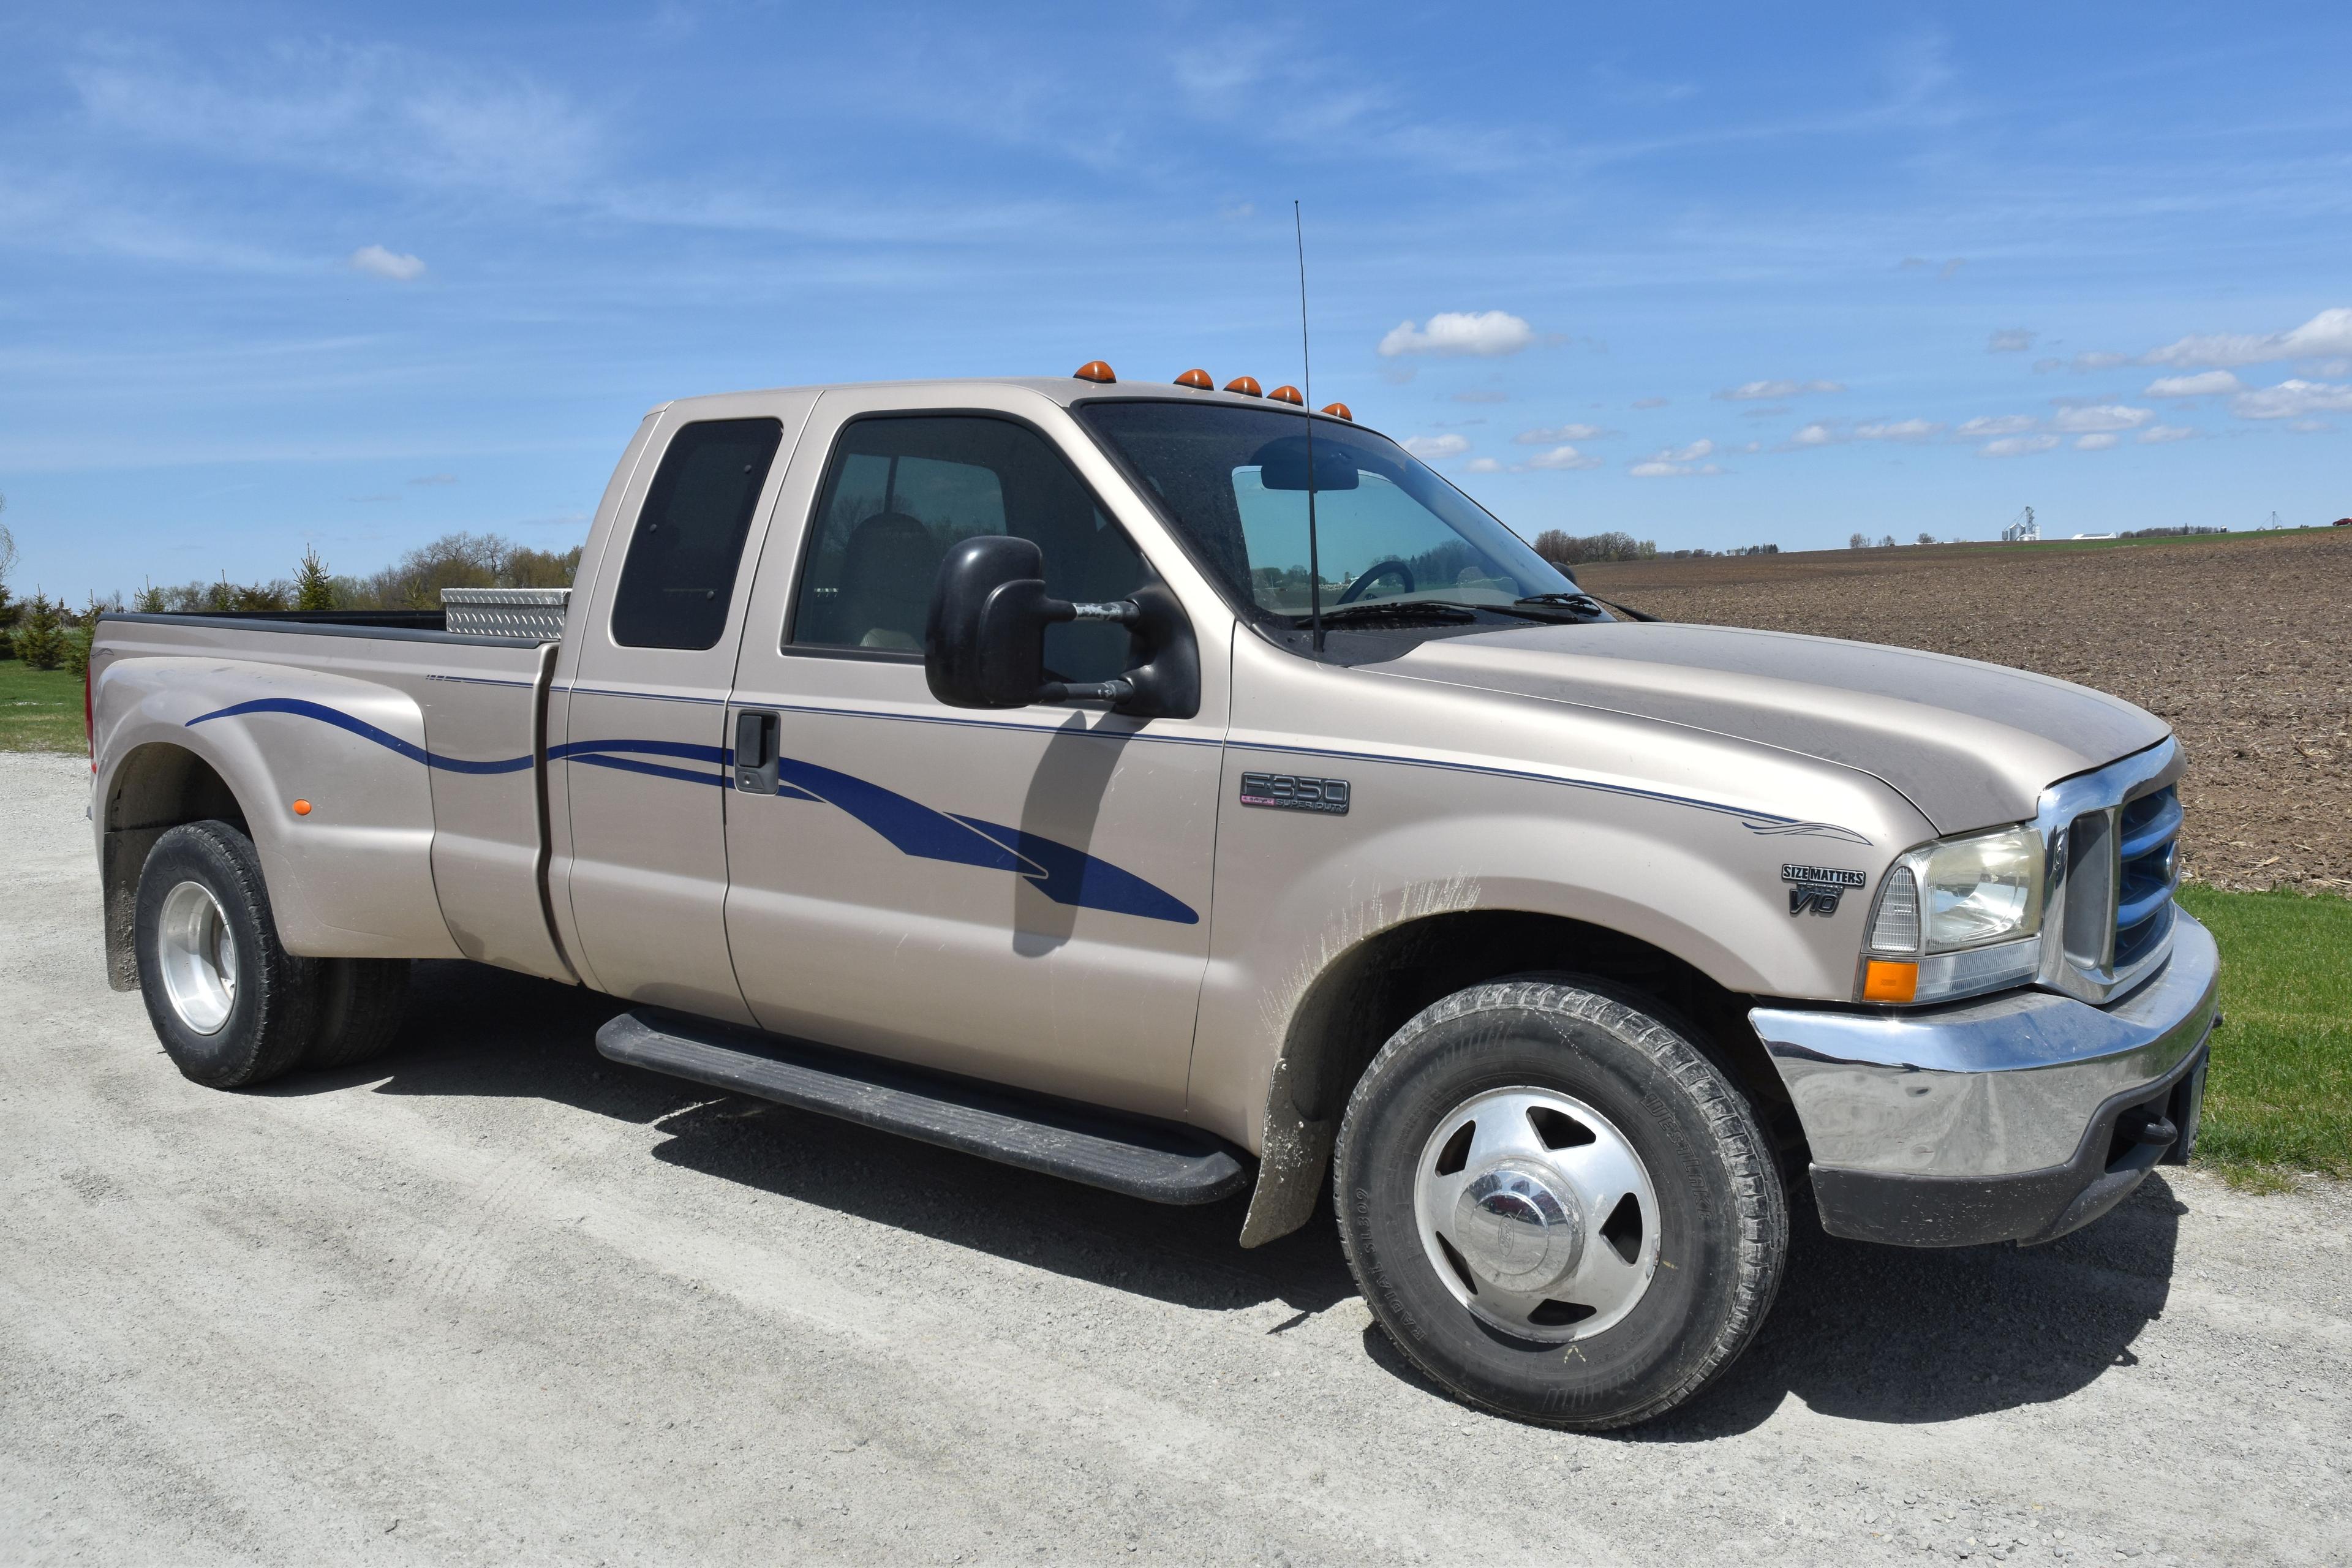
[292,799,313,817]
[1174,368,1213,390]
[1074,360,1117,383]
[1321,402,1353,420]
[1268,385,1304,405]
[1224,375,1262,397]
[1861,960,1918,1004]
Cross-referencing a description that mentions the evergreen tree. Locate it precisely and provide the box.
[14,591,65,670]
[134,581,167,613]
[294,546,336,611]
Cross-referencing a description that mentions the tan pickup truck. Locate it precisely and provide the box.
[86,368,2216,1429]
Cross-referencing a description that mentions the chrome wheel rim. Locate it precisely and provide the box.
[158,880,238,1035]
[1412,1086,1660,1342]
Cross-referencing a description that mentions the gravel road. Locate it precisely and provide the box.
[4,752,2347,1567]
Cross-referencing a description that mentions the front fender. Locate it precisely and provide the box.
[94,657,460,959]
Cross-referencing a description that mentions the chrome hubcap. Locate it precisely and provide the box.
[1412,1087,1659,1341]
[158,881,238,1035]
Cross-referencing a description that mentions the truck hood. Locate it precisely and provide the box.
[1389,622,2169,835]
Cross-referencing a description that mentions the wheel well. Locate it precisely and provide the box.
[99,744,250,991]
[1238,908,1803,1248]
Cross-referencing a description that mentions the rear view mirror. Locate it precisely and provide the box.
[1252,435,1359,492]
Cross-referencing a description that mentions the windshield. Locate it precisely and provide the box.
[1076,401,1580,627]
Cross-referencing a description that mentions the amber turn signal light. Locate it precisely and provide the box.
[1074,360,1116,383]
[1174,368,1213,390]
[1321,402,1353,421]
[1223,375,1262,396]
[1861,959,1918,1004]
[1268,384,1304,405]
[292,799,312,817]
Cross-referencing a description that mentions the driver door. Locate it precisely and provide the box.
[719,390,1230,1120]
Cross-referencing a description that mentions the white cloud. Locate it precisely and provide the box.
[2144,371,2241,398]
[1514,423,1609,444]
[2051,404,2154,434]
[1401,433,1470,459]
[1855,418,1941,442]
[1629,438,1719,477]
[409,472,457,485]
[1956,413,2037,439]
[2228,379,2352,420]
[1515,445,1602,472]
[1377,311,1533,358]
[1462,456,1502,473]
[1980,434,2060,458]
[1788,423,1837,447]
[2075,434,2119,450]
[2142,307,2352,370]
[1716,379,1844,401]
[1631,396,1669,409]
[350,244,426,281]
[1988,328,2037,353]
[71,41,605,204]
[2138,425,2197,444]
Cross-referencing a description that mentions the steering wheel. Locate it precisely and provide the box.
[1335,559,1415,605]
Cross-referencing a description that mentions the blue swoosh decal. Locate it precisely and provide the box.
[184,698,1196,922]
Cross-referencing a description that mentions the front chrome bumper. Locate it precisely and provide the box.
[1749,910,2219,1246]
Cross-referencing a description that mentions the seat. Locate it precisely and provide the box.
[836,511,942,650]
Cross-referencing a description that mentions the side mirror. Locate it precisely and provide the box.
[924,535,1199,718]
[925,536,1056,709]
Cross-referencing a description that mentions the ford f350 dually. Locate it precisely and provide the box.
[86,366,2216,1428]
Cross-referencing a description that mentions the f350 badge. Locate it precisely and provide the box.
[1781,864,1865,916]
[1240,771,1351,815]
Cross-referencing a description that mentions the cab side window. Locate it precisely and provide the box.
[790,415,1146,682]
[611,418,785,650]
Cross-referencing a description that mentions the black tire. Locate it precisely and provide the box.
[134,820,322,1090]
[303,959,412,1071]
[1333,975,1787,1430]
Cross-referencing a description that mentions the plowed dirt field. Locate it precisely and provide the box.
[1578,529,2352,891]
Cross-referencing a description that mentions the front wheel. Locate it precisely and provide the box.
[1333,976,1787,1430]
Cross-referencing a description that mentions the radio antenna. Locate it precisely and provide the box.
[1295,200,1325,653]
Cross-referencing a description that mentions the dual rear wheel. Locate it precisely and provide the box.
[134,820,410,1089]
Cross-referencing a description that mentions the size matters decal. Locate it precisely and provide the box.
[1781,863,1866,917]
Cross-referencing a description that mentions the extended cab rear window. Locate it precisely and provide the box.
[610,417,785,650]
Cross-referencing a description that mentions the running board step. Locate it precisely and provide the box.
[597,1009,1251,1205]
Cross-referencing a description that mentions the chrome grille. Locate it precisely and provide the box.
[2035,741,2183,1005]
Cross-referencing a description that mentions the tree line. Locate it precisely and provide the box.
[0,522,582,676]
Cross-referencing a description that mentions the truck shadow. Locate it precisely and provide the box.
[318,960,2185,1425]
[1595,1175,2186,1438]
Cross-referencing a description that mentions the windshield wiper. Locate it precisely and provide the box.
[1291,600,1480,628]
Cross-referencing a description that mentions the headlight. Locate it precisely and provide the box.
[1861,825,2044,1004]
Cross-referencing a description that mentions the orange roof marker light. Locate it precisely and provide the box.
[292,799,312,817]
[1268,385,1304,405]
[1224,375,1262,397]
[1321,402,1354,421]
[1174,368,1214,390]
[1073,360,1117,383]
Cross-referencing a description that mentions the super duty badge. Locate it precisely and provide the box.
[1781,864,1865,917]
[1240,772,1351,815]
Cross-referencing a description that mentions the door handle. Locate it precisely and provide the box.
[733,710,780,794]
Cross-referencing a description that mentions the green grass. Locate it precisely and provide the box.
[0,660,86,753]
[2178,884,2352,1190]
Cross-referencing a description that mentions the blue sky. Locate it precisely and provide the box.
[5,2,2351,600]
